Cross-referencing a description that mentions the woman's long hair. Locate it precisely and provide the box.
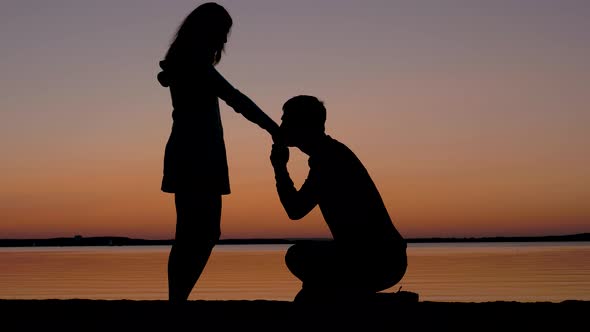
[165,2,233,66]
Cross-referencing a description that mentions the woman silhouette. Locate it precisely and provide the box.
[157,2,279,302]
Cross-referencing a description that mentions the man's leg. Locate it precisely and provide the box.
[286,241,408,301]
[168,192,221,303]
[366,243,408,293]
[285,241,351,301]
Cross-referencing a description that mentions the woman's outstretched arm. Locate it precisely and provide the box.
[207,65,279,139]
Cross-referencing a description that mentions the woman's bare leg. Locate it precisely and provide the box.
[168,192,221,303]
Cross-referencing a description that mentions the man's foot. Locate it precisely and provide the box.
[294,288,331,304]
[293,288,374,305]
[293,288,339,304]
[373,290,420,304]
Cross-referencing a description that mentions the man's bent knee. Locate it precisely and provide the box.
[285,245,304,279]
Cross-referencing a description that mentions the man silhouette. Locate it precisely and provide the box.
[270,95,407,302]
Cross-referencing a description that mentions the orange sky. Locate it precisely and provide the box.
[0,0,589,239]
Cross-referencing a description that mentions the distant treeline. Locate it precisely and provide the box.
[0,237,292,247]
[0,233,588,247]
[406,233,590,243]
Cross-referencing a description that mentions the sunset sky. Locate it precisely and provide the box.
[1,0,588,239]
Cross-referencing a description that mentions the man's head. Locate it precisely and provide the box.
[280,95,327,147]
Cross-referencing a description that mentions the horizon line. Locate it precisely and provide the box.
[3,231,590,240]
[0,232,588,246]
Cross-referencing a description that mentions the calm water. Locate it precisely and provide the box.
[0,243,588,302]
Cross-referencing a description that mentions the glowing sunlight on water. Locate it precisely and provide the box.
[0,243,588,302]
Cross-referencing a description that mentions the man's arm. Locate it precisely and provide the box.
[270,145,318,220]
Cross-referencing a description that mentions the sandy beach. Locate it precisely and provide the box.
[1,298,587,331]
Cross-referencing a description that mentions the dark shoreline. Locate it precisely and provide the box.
[0,233,588,247]
[1,299,587,331]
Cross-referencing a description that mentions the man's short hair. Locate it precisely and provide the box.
[282,95,327,132]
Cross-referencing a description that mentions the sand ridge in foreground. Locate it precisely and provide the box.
[1,299,587,331]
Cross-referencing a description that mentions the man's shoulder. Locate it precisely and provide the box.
[326,136,359,159]
[310,136,361,167]
[322,135,344,150]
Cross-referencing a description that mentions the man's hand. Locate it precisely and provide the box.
[270,124,283,145]
[270,144,289,169]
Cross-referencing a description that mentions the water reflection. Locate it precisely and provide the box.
[0,243,588,302]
